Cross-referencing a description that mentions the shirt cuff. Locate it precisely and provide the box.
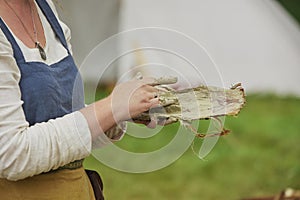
[105,121,127,141]
[91,122,127,149]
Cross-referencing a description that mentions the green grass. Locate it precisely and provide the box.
[83,94,300,200]
[277,0,300,25]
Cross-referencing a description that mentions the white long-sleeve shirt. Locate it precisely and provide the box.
[0,0,122,181]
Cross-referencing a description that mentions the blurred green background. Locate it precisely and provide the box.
[84,94,300,200]
[83,1,300,199]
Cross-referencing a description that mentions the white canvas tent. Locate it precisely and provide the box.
[58,0,300,95]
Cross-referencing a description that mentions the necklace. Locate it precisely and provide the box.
[4,0,47,60]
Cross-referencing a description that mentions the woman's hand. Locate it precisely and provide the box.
[80,77,160,138]
[108,77,159,122]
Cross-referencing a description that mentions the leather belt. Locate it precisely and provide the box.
[58,159,84,170]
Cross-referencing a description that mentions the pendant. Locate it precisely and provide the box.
[35,42,47,60]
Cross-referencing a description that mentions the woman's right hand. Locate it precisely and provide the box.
[108,77,159,122]
[80,77,160,138]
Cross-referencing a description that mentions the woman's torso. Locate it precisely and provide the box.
[0,0,92,199]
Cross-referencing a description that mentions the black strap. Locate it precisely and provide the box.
[85,170,105,200]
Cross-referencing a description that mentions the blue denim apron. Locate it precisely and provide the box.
[0,0,85,125]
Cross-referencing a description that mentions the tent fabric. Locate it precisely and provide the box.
[119,0,300,94]
[59,0,300,95]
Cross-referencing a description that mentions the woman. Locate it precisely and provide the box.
[0,0,164,199]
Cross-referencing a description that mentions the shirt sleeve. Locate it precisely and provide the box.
[0,23,92,181]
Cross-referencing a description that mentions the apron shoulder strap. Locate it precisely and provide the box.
[35,0,71,54]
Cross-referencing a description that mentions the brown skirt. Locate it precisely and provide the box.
[0,167,95,200]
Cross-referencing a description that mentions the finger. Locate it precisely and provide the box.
[140,85,159,95]
[140,77,176,86]
[143,91,157,101]
[138,98,159,113]
[157,120,166,126]
[140,77,157,85]
[146,119,157,129]
[148,98,160,107]
[136,76,178,86]
[148,77,178,86]
[147,92,159,100]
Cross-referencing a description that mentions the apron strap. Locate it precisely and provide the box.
[35,0,71,54]
[0,18,26,64]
